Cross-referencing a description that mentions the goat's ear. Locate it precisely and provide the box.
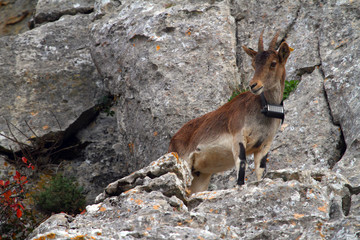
[278,42,290,63]
[242,46,257,58]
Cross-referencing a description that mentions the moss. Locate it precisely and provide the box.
[33,174,85,215]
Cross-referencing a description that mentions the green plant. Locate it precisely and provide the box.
[96,95,116,117]
[283,80,299,100]
[228,87,248,102]
[33,174,85,215]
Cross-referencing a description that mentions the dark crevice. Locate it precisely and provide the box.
[233,18,247,90]
[0,93,115,168]
[341,195,351,216]
[316,35,347,164]
[278,5,301,48]
[129,34,150,43]
[31,7,94,26]
[295,65,319,77]
[346,184,360,195]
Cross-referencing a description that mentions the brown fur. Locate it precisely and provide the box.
[168,31,291,193]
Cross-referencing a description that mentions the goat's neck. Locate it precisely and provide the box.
[263,84,283,105]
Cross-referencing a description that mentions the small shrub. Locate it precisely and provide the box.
[33,174,85,215]
[228,87,248,102]
[96,95,116,117]
[283,80,299,100]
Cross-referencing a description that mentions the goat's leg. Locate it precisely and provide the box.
[254,148,270,181]
[189,172,212,194]
[236,142,247,185]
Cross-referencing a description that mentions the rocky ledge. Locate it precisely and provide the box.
[28,153,359,240]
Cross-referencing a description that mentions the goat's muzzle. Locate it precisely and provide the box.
[249,82,264,95]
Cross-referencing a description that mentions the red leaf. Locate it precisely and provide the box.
[16,208,22,218]
[14,171,21,181]
[31,165,35,170]
[3,190,11,201]
[20,176,27,182]
[21,157,27,164]
[4,180,9,187]
[0,180,4,186]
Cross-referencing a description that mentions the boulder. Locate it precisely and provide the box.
[320,0,360,188]
[269,68,343,171]
[28,154,358,240]
[90,0,238,170]
[0,14,104,151]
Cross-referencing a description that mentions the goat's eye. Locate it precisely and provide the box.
[270,61,277,68]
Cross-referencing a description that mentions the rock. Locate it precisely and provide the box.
[320,1,360,188]
[97,153,192,203]
[282,1,322,82]
[93,0,121,19]
[269,68,343,171]
[0,0,36,36]
[0,14,104,151]
[90,0,238,170]
[61,111,122,204]
[34,0,94,25]
[28,154,358,240]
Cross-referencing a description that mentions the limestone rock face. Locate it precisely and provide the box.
[0,0,359,238]
[28,154,358,240]
[90,0,238,170]
[0,14,104,150]
[269,68,343,171]
[320,1,360,187]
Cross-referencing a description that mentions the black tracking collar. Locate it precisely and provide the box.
[260,92,285,124]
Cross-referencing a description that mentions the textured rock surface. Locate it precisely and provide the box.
[0,0,360,238]
[320,1,360,187]
[269,68,342,170]
[34,0,94,25]
[0,0,36,36]
[28,154,358,240]
[0,14,104,150]
[61,111,121,204]
[90,0,238,170]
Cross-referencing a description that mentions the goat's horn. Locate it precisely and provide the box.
[258,30,264,52]
[269,31,280,50]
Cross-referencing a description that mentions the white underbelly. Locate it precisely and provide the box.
[191,134,235,174]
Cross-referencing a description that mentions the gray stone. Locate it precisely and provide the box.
[90,0,238,170]
[320,1,360,188]
[98,153,192,203]
[270,68,342,171]
[28,156,357,240]
[34,0,94,25]
[0,14,104,151]
[0,0,36,36]
[61,111,121,204]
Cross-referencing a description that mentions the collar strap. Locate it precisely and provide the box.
[260,92,285,124]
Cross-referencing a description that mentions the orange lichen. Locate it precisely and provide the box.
[293,213,305,219]
[318,203,328,213]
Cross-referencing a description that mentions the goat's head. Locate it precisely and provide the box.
[242,31,290,95]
